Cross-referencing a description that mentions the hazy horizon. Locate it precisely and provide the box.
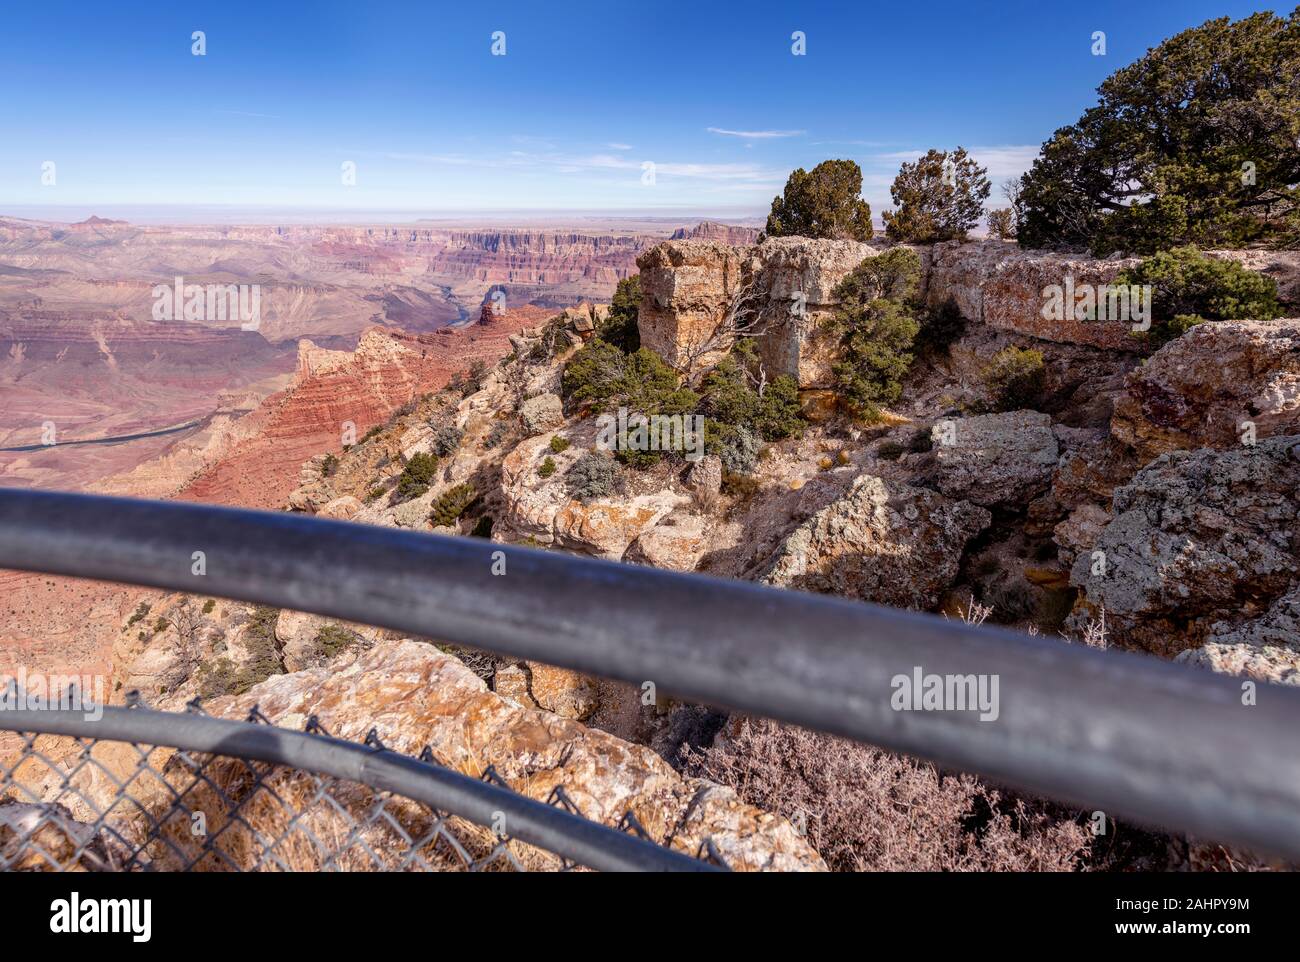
[0,204,768,227]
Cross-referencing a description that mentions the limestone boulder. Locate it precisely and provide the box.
[1111,320,1300,465]
[926,240,1143,351]
[519,392,565,435]
[527,662,599,720]
[318,495,363,521]
[626,514,709,572]
[929,411,1059,508]
[198,641,827,870]
[757,473,990,610]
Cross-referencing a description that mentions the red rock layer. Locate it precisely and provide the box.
[175,306,552,510]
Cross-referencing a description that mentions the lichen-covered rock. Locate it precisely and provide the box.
[519,392,564,435]
[636,241,744,372]
[1176,584,1300,687]
[684,454,722,496]
[930,411,1059,508]
[1111,320,1300,465]
[1071,436,1300,653]
[1051,502,1109,570]
[499,428,685,559]
[757,473,990,610]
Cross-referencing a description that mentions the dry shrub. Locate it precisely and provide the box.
[683,717,1090,871]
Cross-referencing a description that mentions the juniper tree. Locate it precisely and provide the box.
[882,148,991,243]
[1014,11,1300,254]
[766,159,873,241]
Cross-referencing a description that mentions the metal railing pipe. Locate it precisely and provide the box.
[0,705,717,872]
[3,488,1300,859]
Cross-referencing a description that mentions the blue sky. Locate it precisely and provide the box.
[0,0,1282,218]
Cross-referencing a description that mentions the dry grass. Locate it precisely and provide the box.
[683,717,1091,872]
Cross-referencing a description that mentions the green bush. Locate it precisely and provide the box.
[549,435,570,453]
[429,483,478,527]
[201,599,216,615]
[200,605,284,698]
[126,602,150,629]
[600,274,642,353]
[566,452,620,503]
[538,456,557,478]
[311,623,357,663]
[824,248,922,421]
[766,159,873,241]
[359,425,384,445]
[394,451,439,502]
[981,347,1046,411]
[699,343,806,443]
[882,148,991,243]
[320,453,339,478]
[1114,246,1282,346]
[562,343,697,416]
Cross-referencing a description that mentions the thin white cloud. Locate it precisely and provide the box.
[707,127,806,139]
[606,142,633,150]
[869,145,1039,179]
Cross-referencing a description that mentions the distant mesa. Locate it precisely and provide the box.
[670,220,761,245]
[76,215,128,226]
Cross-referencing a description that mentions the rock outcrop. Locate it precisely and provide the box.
[1111,320,1300,465]
[499,427,686,559]
[636,241,744,371]
[926,240,1144,351]
[1071,436,1300,653]
[741,236,877,388]
[758,473,990,610]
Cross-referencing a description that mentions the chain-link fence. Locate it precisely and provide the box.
[0,694,726,873]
